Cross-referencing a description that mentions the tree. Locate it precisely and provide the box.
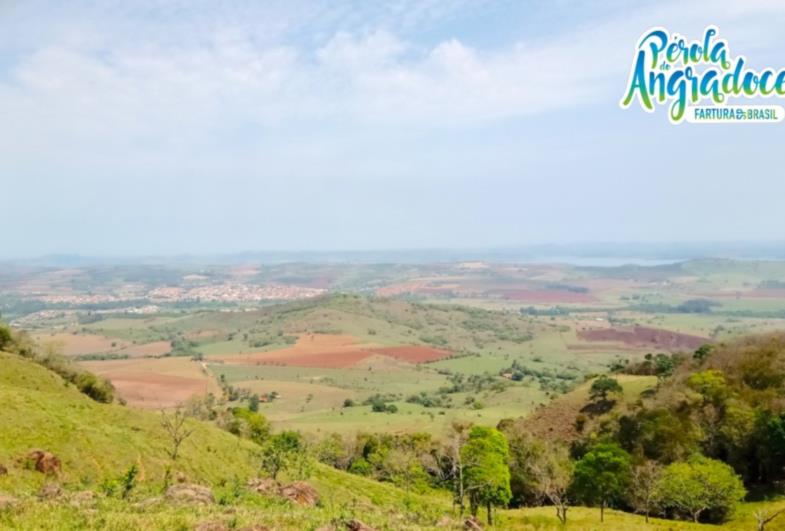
[461,426,511,525]
[261,431,309,480]
[232,407,271,445]
[693,344,713,363]
[160,407,195,461]
[628,460,662,523]
[754,506,785,531]
[589,375,623,403]
[655,455,746,523]
[0,324,12,351]
[573,442,632,522]
[248,394,260,412]
[653,353,675,380]
[751,411,785,484]
[383,447,427,498]
[528,443,572,524]
[504,427,543,506]
[687,370,730,406]
[315,433,350,469]
[447,421,471,514]
[616,407,701,463]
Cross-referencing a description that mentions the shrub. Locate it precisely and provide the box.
[0,325,13,351]
[589,376,623,403]
[655,455,746,523]
[74,371,115,403]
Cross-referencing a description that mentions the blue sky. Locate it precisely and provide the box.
[1,1,785,257]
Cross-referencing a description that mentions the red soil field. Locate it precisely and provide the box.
[102,372,211,408]
[578,326,707,351]
[498,289,597,303]
[744,289,785,298]
[219,334,451,369]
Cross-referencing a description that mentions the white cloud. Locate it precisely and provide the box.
[2,1,785,255]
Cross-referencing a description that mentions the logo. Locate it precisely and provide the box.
[620,26,785,124]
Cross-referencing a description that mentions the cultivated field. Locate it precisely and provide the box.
[8,258,785,435]
[82,357,220,408]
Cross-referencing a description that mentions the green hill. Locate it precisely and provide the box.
[0,349,451,530]
[0,350,259,492]
[78,293,545,358]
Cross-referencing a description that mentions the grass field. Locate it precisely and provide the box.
[500,501,785,530]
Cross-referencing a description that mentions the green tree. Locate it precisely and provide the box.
[653,353,675,379]
[261,431,309,480]
[232,407,270,445]
[687,370,731,406]
[314,433,350,469]
[248,394,260,412]
[573,442,632,522]
[655,455,746,523]
[0,324,12,351]
[503,427,547,507]
[383,447,428,497]
[617,407,701,463]
[461,426,512,525]
[589,375,623,403]
[751,411,785,484]
[693,344,713,363]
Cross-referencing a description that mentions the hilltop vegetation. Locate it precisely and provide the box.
[497,332,785,527]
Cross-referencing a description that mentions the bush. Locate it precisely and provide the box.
[0,325,13,351]
[655,455,746,523]
[74,371,115,403]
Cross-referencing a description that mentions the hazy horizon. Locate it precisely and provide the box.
[5,240,785,265]
[3,1,785,257]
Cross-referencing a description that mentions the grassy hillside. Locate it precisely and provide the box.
[4,333,785,529]
[0,350,259,493]
[0,350,453,529]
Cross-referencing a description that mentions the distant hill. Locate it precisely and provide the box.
[105,292,545,367]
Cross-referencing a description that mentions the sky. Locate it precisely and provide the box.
[1,0,785,257]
